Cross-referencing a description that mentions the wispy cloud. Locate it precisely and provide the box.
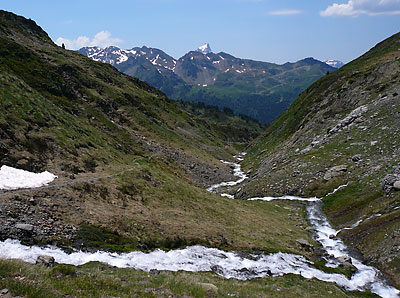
[321,0,400,17]
[55,31,122,50]
[268,9,303,16]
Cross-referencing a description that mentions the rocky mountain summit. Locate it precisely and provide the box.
[196,43,212,54]
[79,45,335,123]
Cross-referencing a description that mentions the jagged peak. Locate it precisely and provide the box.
[196,43,212,54]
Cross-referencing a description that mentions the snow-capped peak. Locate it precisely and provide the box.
[324,60,344,69]
[197,43,212,54]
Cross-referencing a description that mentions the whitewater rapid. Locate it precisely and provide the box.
[0,153,398,297]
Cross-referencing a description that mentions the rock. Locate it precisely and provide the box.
[393,181,400,190]
[0,288,12,298]
[381,174,400,194]
[197,283,218,292]
[337,256,352,267]
[15,223,34,232]
[296,238,313,250]
[1,289,9,295]
[300,146,312,154]
[351,154,362,162]
[211,265,224,275]
[324,165,348,181]
[149,269,160,275]
[36,255,55,267]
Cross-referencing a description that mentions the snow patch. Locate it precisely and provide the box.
[196,43,212,54]
[0,166,57,190]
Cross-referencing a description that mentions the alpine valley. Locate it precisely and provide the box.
[79,44,336,124]
[0,9,400,298]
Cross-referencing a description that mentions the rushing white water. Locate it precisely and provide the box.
[206,153,248,193]
[207,154,399,298]
[0,165,57,190]
[0,154,398,297]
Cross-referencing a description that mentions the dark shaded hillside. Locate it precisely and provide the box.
[242,32,400,286]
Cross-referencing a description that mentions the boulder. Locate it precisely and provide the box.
[36,255,55,267]
[197,283,218,293]
[0,288,12,298]
[393,181,400,190]
[296,238,313,251]
[337,256,352,267]
[15,223,34,232]
[381,174,400,194]
[324,165,348,181]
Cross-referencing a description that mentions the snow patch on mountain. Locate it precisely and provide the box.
[197,43,212,54]
[324,60,344,68]
[0,166,57,190]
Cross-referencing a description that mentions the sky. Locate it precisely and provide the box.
[2,0,400,64]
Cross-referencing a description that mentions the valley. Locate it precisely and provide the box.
[0,8,399,298]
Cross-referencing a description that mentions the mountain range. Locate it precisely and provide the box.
[79,44,336,124]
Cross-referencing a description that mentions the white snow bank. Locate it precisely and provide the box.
[0,165,57,190]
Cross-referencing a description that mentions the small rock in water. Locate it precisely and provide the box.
[36,255,55,267]
[337,256,352,267]
[211,265,224,275]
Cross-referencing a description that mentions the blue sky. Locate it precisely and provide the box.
[2,0,400,64]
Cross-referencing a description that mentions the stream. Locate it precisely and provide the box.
[0,153,398,297]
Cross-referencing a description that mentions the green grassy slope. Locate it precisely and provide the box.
[242,32,400,286]
[0,10,316,255]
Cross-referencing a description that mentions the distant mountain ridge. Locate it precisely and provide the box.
[79,44,336,123]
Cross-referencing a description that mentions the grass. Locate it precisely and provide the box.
[0,259,379,298]
[61,158,316,254]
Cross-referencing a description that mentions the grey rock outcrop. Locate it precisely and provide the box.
[15,223,34,232]
[324,165,348,181]
[381,170,400,194]
[328,105,368,136]
[36,255,55,267]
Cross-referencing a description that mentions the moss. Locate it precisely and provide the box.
[75,223,146,253]
[313,259,356,279]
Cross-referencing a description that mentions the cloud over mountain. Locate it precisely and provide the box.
[321,0,400,17]
[55,31,122,50]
